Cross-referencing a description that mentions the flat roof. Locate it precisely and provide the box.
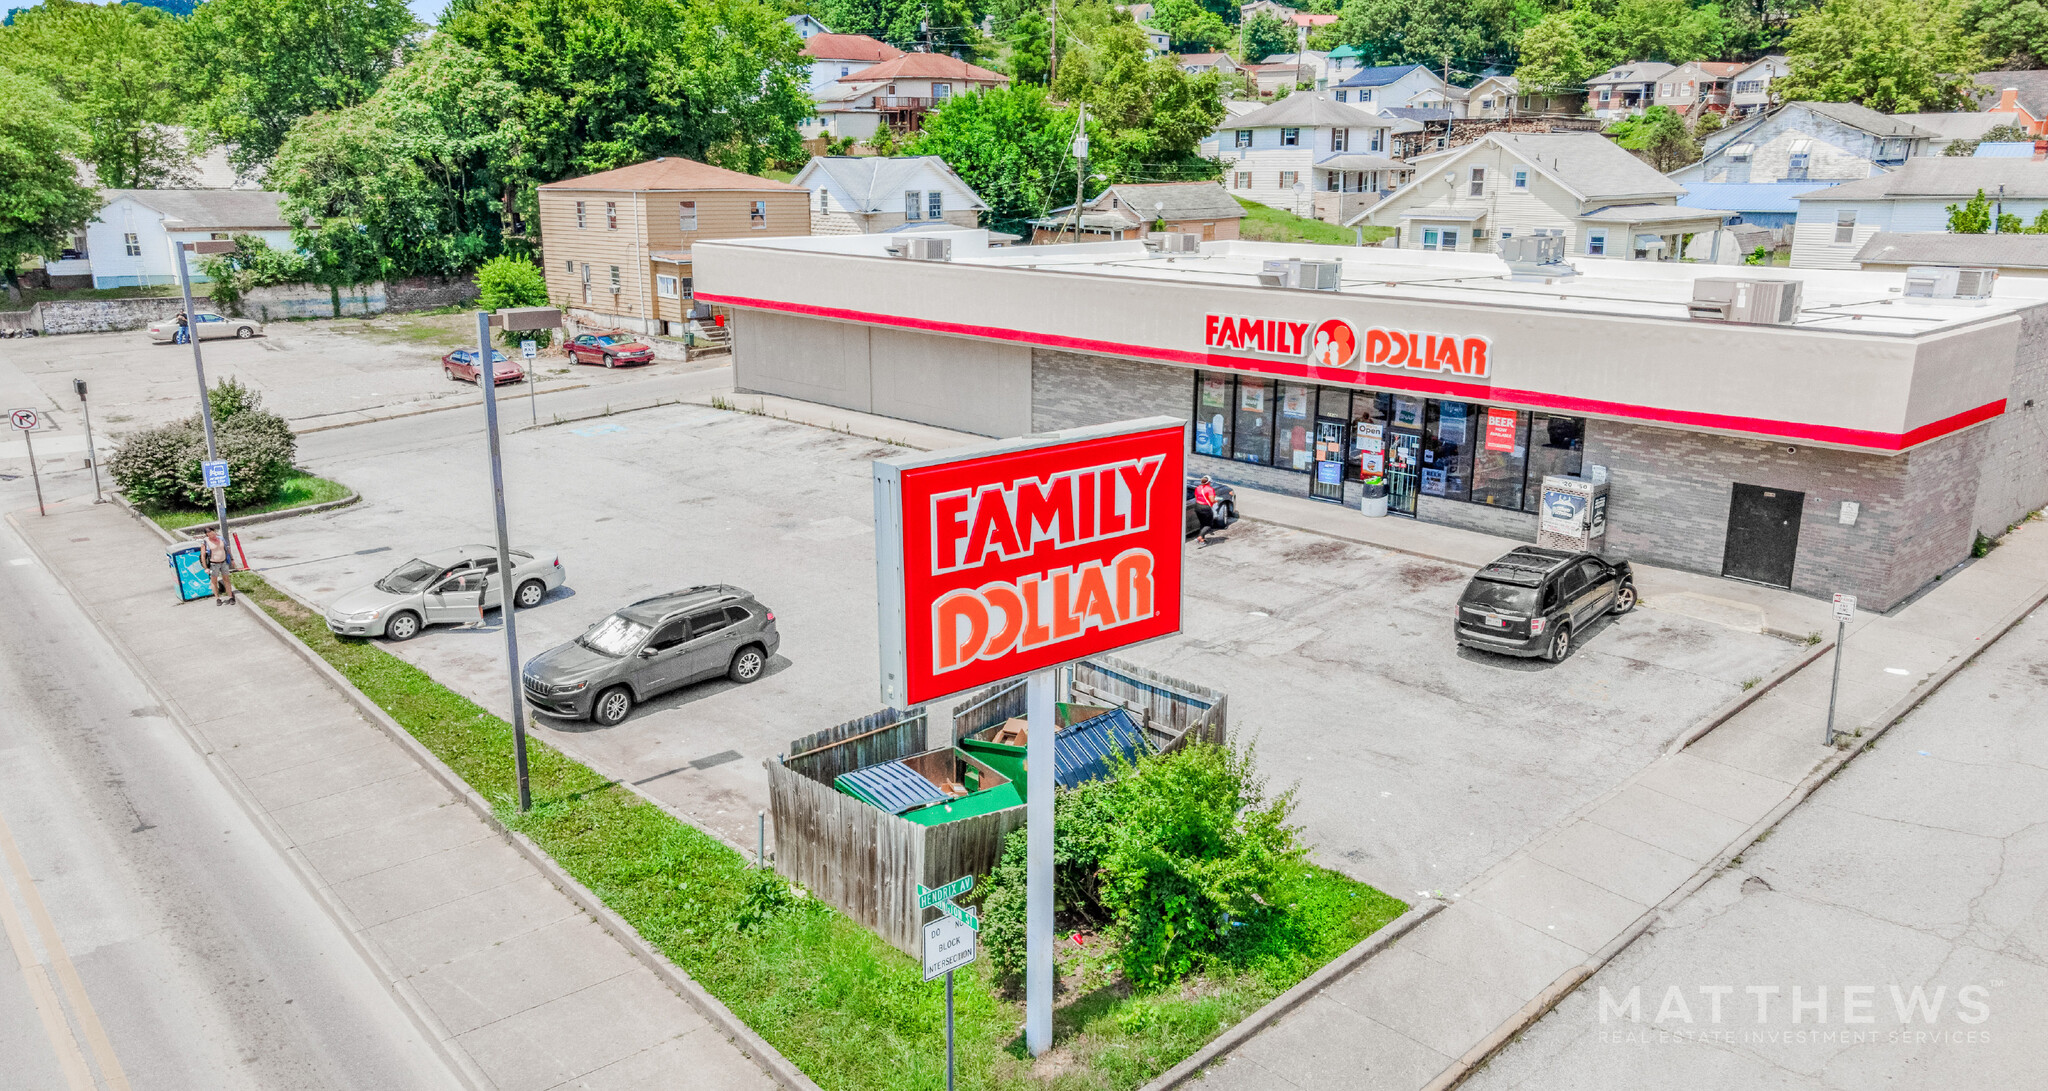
[698,231,2047,338]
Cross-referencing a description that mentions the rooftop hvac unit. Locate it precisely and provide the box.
[889,236,952,262]
[1145,231,1202,253]
[1497,234,1577,280]
[1902,265,1997,301]
[1689,277,1803,325]
[1258,258,1343,290]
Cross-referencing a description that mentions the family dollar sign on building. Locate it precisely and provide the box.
[872,417,1187,708]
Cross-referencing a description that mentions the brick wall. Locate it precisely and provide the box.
[1969,304,2048,538]
[1419,496,1537,538]
[1031,348,1186,432]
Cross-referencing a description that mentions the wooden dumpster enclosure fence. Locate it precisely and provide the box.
[767,654,1226,954]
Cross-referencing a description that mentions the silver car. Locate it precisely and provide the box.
[146,312,263,342]
[522,585,780,726]
[324,545,565,641]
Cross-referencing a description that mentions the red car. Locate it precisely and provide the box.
[442,348,525,385]
[566,333,655,368]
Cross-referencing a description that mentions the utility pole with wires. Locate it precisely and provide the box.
[1065,104,1088,243]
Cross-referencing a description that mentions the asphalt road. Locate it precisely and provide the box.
[0,474,462,1091]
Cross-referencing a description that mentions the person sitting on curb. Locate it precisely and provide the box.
[202,529,236,605]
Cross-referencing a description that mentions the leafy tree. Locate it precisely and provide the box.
[998,0,1052,83]
[814,0,984,53]
[1054,19,1224,180]
[475,255,552,345]
[1773,0,1984,113]
[1148,0,1230,52]
[1964,0,2048,69]
[1240,8,1293,61]
[122,0,201,16]
[185,0,422,175]
[0,0,192,187]
[1606,104,1697,171]
[905,83,1089,226]
[1513,11,1593,95]
[0,67,99,287]
[1331,0,1516,69]
[1946,190,1992,233]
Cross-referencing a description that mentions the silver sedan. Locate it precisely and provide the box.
[323,545,565,641]
[146,312,263,342]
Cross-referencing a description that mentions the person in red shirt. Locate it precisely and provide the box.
[1193,476,1219,544]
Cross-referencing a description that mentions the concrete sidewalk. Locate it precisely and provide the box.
[1188,513,2048,1091]
[11,498,779,1091]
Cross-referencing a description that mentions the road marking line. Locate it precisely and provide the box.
[0,853,95,1091]
[0,808,132,1091]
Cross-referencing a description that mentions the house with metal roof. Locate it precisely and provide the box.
[1585,61,1673,119]
[1672,101,1942,186]
[1030,181,1246,243]
[1366,132,1733,260]
[1215,92,1413,221]
[1853,231,2048,278]
[1790,157,2048,269]
[793,156,988,235]
[1332,64,1461,114]
[84,189,293,289]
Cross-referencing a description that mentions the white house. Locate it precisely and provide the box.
[85,189,294,288]
[1216,93,1409,222]
[1673,101,1942,186]
[799,32,904,92]
[1726,55,1788,117]
[785,13,831,39]
[1789,158,2048,269]
[794,156,988,235]
[1585,61,1673,120]
[1466,74,1585,118]
[1366,132,1733,260]
[1332,64,1460,113]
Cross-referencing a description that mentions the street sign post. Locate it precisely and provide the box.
[920,878,979,1091]
[10,408,44,516]
[173,239,239,554]
[478,311,532,812]
[201,460,231,489]
[1825,593,1855,746]
[873,417,1186,1058]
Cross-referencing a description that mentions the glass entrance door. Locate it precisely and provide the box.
[1385,430,1422,516]
[1310,417,1347,503]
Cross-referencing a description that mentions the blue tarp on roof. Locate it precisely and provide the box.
[1676,182,1841,214]
[1976,142,2038,158]
[837,761,947,814]
[1053,708,1153,788]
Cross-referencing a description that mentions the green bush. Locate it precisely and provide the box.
[476,255,552,348]
[976,742,1306,990]
[199,236,317,316]
[109,379,299,510]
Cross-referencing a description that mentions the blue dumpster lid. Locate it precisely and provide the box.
[837,760,947,815]
[167,542,203,556]
[1054,708,1152,788]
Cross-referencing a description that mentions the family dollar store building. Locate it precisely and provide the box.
[693,231,2048,610]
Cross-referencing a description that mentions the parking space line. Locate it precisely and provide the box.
[0,807,131,1091]
[0,832,95,1090]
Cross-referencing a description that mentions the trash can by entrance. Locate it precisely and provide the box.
[167,542,213,601]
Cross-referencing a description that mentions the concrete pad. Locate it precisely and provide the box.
[1581,784,1750,862]
[1321,945,1532,1060]
[551,1024,777,1091]
[267,766,452,845]
[1463,857,1651,956]
[1680,719,1828,786]
[1642,591,1764,633]
[1745,802,2006,937]
[1528,820,1703,908]
[331,839,535,928]
[369,872,582,974]
[409,916,636,1037]
[1225,993,1454,1091]
[242,738,427,812]
[1630,753,1793,824]
[295,801,494,885]
[214,717,388,779]
[1181,1053,1301,1091]
[1400,901,1589,996]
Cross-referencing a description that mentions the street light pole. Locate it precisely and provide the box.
[173,240,232,553]
[478,311,533,812]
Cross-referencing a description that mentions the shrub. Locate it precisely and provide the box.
[109,420,202,510]
[199,235,317,316]
[476,255,551,348]
[108,380,299,511]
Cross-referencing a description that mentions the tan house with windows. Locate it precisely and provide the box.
[537,157,811,336]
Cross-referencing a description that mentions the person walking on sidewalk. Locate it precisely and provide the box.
[202,529,236,605]
[1193,475,1219,544]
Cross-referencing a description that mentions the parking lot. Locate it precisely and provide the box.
[246,401,1801,894]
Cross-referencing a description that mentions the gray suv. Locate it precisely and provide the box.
[522,586,780,726]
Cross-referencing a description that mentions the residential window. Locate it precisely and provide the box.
[1359,89,1372,101]
[1280,128,1300,146]
[1369,130,1383,152]
[1233,171,1251,189]
[751,200,766,227]
[580,262,591,303]
[1332,128,1347,152]
[656,274,679,298]
[1234,129,1252,148]
[904,190,922,220]
[928,191,943,219]
[124,232,141,256]
[608,265,620,293]
[840,65,849,76]
[1422,228,1440,250]
[1513,169,1528,189]
[1660,82,1671,96]
[818,190,829,214]
[933,82,951,99]
[565,259,574,274]
[1334,90,1347,102]
[1279,171,1298,189]
[680,276,693,297]
[576,201,586,228]
[680,201,697,231]
[1469,167,1485,197]
[606,201,617,230]
[1736,79,1762,94]
[1441,229,1459,250]
[1834,210,1857,244]
[1480,96,1493,109]
[1586,229,1607,256]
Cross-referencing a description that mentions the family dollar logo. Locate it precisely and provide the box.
[1310,318,1358,368]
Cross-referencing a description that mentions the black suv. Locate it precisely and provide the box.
[1454,547,1636,661]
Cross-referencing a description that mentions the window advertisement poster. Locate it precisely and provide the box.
[1197,378,1231,456]
[1421,468,1447,496]
[1392,395,1425,429]
[1281,387,1309,419]
[1356,422,1384,475]
[1485,407,1518,452]
[1539,476,1593,537]
[873,418,1187,709]
[1438,403,1469,446]
[1240,385,1265,413]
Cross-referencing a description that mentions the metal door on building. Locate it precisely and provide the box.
[1310,418,1347,503]
[1722,483,1803,587]
[1384,430,1422,517]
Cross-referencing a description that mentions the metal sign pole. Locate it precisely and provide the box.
[75,379,104,503]
[23,425,43,516]
[1025,666,1055,1056]
[1824,617,1845,746]
[479,311,533,811]
[174,242,231,551]
[945,969,956,1091]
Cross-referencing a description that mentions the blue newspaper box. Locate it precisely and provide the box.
[167,542,213,601]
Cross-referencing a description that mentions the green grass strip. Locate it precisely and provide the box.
[1233,196,1397,246]
[233,570,1404,1090]
[144,474,352,530]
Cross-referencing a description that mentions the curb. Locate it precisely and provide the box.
[1137,899,1447,1091]
[232,582,824,1091]
[169,491,362,537]
[1664,636,1834,754]
[292,384,592,434]
[9,505,493,1091]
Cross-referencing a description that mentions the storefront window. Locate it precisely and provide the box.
[1470,406,1530,508]
[1193,373,1234,456]
[1232,378,1275,464]
[1423,402,1474,501]
[1275,382,1314,471]
[1522,414,1586,511]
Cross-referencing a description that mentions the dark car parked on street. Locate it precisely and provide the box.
[522,585,779,726]
[1183,477,1238,538]
[1453,547,1635,661]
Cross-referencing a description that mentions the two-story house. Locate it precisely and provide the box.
[1654,61,1746,117]
[1365,132,1732,260]
[785,13,830,39]
[794,156,988,235]
[1247,61,1316,97]
[1031,181,1246,243]
[1586,61,1673,120]
[537,158,811,337]
[1672,101,1940,185]
[1790,157,2048,269]
[1465,75,1585,118]
[800,32,903,92]
[1727,55,1787,117]
[1332,64,1459,113]
[1216,93,1408,220]
[1177,52,1243,77]
[829,53,1008,135]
